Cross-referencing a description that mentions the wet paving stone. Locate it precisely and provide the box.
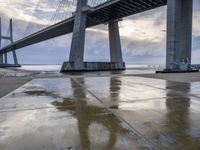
[1,76,200,150]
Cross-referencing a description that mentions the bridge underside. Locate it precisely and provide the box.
[0,0,167,55]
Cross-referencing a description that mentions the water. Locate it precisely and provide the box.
[19,65,61,72]
[18,64,164,71]
[0,64,165,77]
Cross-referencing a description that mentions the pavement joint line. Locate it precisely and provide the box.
[72,77,162,150]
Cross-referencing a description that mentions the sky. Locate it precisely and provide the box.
[0,0,200,65]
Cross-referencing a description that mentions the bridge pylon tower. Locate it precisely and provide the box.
[61,0,125,72]
[0,18,20,67]
[157,0,197,73]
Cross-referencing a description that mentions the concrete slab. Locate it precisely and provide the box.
[0,77,30,98]
[75,76,200,149]
[0,78,154,150]
[1,75,200,150]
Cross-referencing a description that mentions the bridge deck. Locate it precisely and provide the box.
[0,0,167,54]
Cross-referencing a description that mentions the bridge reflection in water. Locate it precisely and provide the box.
[51,77,200,149]
[52,78,123,150]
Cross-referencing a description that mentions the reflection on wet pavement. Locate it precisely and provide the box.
[1,76,200,150]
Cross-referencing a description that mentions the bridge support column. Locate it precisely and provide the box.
[161,0,195,73]
[0,55,3,64]
[0,18,20,68]
[61,0,88,72]
[109,20,125,69]
[68,0,88,70]
[4,53,7,64]
[10,19,18,65]
[0,48,2,65]
[61,1,126,72]
[0,18,2,64]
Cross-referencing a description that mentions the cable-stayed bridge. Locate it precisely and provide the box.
[0,0,196,73]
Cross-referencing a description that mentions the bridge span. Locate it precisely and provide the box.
[0,0,196,73]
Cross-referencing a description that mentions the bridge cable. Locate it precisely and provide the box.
[50,0,63,25]
[47,0,61,26]
[23,0,44,37]
[48,0,62,25]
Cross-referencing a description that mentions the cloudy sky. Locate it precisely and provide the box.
[0,0,200,65]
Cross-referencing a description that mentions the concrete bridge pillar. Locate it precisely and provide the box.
[10,19,18,65]
[4,54,7,64]
[61,0,125,72]
[109,20,124,69]
[0,18,3,64]
[68,0,88,70]
[166,0,193,71]
[0,18,19,67]
[0,55,3,64]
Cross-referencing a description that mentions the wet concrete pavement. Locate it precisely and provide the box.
[0,77,31,98]
[1,75,200,150]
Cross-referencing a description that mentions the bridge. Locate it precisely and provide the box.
[0,0,196,72]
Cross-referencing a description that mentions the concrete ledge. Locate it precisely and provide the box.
[156,69,199,74]
[61,62,126,72]
[0,64,21,68]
